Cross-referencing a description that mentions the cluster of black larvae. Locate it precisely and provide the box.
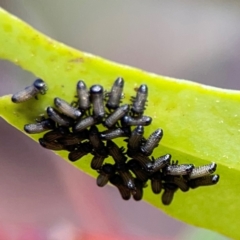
[12,78,219,205]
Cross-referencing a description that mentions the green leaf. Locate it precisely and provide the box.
[0,7,239,239]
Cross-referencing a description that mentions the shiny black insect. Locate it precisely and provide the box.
[58,130,89,146]
[164,161,194,176]
[91,144,108,170]
[39,138,66,151]
[54,97,81,119]
[150,154,171,173]
[77,80,90,111]
[68,142,92,162]
[107,140,127,164]
[189,162,217,179]
[47,107,73,127]
[161,183,178,205]
[24,118,55,134]
[97,164,115,187]
[115,163,136,192]
[188,174,219,189]
[164,176,189,192]
[127,125,144,155]
[109,174,131,200]
[106,77,124,110]
[90,85,105,120]
[88,126,104,150]
[91,153,107,170]
[122,115,152,126]
[132,179,144,201]
[100,128,130,140]
[73,116,98,132]
[131,153,153,171]
[150,172,162,194]
[11,78,47,103]
[127,159,149,182]
[43,127,70,142]
[141,128,163,156]
[104,104,129,128]
[131,84,148,115]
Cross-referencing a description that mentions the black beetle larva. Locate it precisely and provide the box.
[131,153,153,171]
[77,80,90,111]
[127,125,144,154]
[107,140,127,163]
[54,97,82,119]
[141,128,163,156]
[88,126,104,150]
[131,84,148,115]
[33,79,47,94]
[188,174,219,189]
[97,163,115,187]
[43,130,64,142]
[43,127,70,142]
[150,172,162,194]
[91,145,108,170]
[68,142,92,162]
[104,104,129,128]
[189,162,217,179]
[47,107,73,127]
[164,176,189,192]
[127,159,149,182]
[91,153,107,170]
[109,174,131,200]
[11,78,47,103]
[73,116,98,132]
[164,162,194,176]
[58,130,89,146]
[122,115,152,126]
[133,179,144,201]
[106,77,124,110]
[115,163,136,192]
[161,183,178,205]
[39,138,66,151]
[90,85,105,120]
[100,127,130,140]
[24,118,55,134]
[150,154,171,172]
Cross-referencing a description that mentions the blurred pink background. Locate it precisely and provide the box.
[0,0,237,239]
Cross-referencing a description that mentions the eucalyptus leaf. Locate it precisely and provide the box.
[0,7,239,239]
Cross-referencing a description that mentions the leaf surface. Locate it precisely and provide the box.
[0,7,239,238]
